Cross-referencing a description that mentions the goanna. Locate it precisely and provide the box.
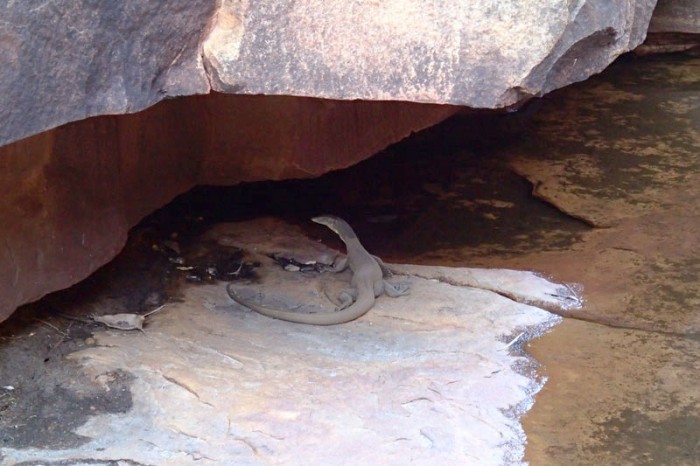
[226,215,409,325]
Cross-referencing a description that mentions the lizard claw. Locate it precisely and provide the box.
[384,281,410,297]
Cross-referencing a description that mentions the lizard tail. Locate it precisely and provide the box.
[226,283,375,326]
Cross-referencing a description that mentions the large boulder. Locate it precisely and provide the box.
[203,0,655,107]
[1,0,656,147]
[0,0,658,321]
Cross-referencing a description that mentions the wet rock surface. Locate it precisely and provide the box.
[526,320,700,465]
[642,0,700,54]
[649,0,700,34]
[502,54,700,465]
[504,54,700,336]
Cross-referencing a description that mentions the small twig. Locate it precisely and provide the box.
[143,303,167,317]
[47,335,67,354]
[504,332,524,349]
[228,262,244,277]
[34,318,67,337]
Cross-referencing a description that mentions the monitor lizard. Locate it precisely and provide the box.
[226,215,409,325]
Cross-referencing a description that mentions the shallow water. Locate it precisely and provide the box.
[506,54,700,465]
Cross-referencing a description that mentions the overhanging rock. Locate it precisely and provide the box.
[1,0,657,147]
[0,0,658,320]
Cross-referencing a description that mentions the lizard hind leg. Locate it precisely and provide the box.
[335,289,358,310]
[322,287,357,309]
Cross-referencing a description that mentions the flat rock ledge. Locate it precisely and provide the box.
[1,219,576,465]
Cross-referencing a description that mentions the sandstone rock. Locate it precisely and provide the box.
[0,0,215,147]
[638,0,700,54]
[204,0,656,107]
[1,1,657,147]
[0,0,659,319]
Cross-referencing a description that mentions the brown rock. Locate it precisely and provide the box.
[638,0,700,54]
[648,0,700,33]
[0,95,455,322]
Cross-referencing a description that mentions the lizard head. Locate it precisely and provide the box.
[311,215,356,239]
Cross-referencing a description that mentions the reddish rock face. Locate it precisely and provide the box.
[0,94,456,322]
[199,94,457,183]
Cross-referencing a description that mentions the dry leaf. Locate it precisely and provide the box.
[93,314,146,331]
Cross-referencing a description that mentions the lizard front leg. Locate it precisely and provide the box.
[319,255,348,273]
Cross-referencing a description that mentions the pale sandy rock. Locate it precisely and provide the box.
[1,220,570,465]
